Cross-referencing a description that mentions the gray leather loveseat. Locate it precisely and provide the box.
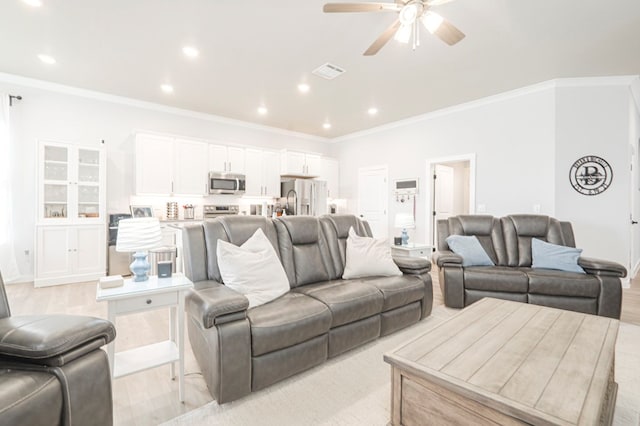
[0,273,116,426]
[433,214,627,318]
[182,214,432,403]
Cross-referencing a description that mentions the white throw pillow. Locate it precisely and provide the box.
[342,227,402,279]
[216,228,290,308]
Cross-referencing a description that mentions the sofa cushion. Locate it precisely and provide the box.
[463,266,529,293]
[446,235,495,267]
[294,280,384,327]
[360,275,424,311]
[531,238,585,274]
[444,215,507,265]
[525,269,600,298]
[0,369,62,426]
[247,293,331,356]
[216,228,290,308]
[275,217,334,287]
[343,228,401,279]
[502,215,566,267]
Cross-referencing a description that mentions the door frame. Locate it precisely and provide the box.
[425,153,476,248]
[631,138,640,279]
[357,164,389,238]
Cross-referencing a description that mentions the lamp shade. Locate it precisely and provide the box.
[116,218,162,252]
[394,213,415,229]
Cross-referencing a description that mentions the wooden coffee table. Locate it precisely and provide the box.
[384,298,619,426]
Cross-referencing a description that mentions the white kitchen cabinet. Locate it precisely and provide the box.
[280,150,321,176]
[135,134,208,196]
[35,225,106,287]
[320,157,339,199]
[39,141,106,224]
[209,144,245,173]
[135,134,174,194]
[174,139,208,195]
[245,149,281,197]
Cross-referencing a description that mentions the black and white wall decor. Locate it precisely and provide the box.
[569,155,613,196]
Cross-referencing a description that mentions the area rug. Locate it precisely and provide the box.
[163,307,640,425]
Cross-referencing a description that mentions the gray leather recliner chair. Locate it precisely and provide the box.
[0,273,116,426]
[433,214,626,318]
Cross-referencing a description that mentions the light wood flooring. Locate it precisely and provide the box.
[4,271,639,425]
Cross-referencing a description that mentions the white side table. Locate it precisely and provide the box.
[391,243,432,259]
[96,274,193,402]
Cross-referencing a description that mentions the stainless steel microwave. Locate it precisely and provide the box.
[208,172,246,195]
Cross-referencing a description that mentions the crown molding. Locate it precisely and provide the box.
[0,72,329,143]
[332,75,640,143]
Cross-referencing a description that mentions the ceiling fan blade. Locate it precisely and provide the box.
[433,17,465,45]
[426,0,457,6]
[363,19,402,56]
[323,3,400,13]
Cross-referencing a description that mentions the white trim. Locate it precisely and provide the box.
[332,76,640,143]
[0,72,329,143]
[554,75,638,88]
[631,76,640,114]
[425,154,477,247]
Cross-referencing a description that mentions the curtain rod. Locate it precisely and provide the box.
[9,95,22,106]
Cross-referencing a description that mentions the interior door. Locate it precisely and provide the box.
[358,166,388,238]
[433,164,455,246]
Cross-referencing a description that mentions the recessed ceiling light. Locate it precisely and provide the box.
[161,84,174,93]
[368,107,378,116]
[298,83,310,93]
[323,122,331,130]
[22,0,42,7]
[257,106,268,115]
[182,46,199,58]
[37,54,56,64]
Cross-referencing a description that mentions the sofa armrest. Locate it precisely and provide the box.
[432,250,463,268]
[0,315,115,367]
[186,281,249,329]
[392,256,431,275]
[579,257,627,278]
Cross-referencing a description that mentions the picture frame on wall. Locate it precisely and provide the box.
[130,205,153,218]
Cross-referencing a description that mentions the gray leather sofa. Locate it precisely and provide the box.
[433,214,627,318]
[0,273,116,426]
[182,214,432,403]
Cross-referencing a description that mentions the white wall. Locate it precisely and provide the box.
[554,84,632,267]
[332,85,557,246]
[333,77,639,270]
[2,78,331,281]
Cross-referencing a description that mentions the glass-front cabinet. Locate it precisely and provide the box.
[39,141,105,224]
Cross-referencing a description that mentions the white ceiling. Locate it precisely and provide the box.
[1,0,639,138]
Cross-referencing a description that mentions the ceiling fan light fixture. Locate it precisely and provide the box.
[394,24,412,44]
[399,3,420,25]
[422,11,444,34]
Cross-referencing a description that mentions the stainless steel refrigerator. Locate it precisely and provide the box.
[281,179,328,216]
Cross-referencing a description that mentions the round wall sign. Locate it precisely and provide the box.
[569,155,612,196]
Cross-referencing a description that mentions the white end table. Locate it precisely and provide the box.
[390,243,432,259]
[96,274,193,402]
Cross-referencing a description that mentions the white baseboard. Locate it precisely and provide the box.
[6,274,34,284]
[622,277,631,289]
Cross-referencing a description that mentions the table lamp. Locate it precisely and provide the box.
[394,213,415,246]
[116,218,162,282]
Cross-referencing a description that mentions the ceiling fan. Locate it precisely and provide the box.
[323,0,465,55]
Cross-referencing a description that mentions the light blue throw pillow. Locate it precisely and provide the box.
[445,235,495,267]
[531,238,585,273]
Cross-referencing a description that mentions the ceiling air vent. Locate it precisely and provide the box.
[312,63,346,80]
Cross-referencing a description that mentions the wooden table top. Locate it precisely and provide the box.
[384,298,619,425]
